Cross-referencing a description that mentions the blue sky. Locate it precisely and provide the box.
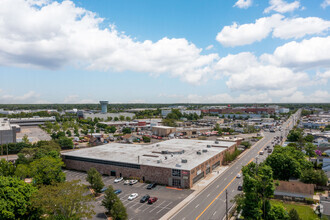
[0,0,330,103]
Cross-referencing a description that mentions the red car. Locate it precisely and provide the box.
[148,197,158,204]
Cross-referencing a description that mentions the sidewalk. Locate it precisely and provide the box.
[160,134,265,220]
[160,165,228,220]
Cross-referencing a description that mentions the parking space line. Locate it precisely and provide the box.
[149,201,167,213]
[156,201,173,214]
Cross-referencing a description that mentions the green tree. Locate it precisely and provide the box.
[0,176,38,219]
[300,169,328,186]
[106,126,116,133]
[266,204,289,220]
[66,130,72,137]
[119,115,125,121]
[57,136,74,149]
[114,117,119,121]
[122,127,132,134]
[30,157,66,185]
[102,185,127,220]
[31,180,95,219]
[304,142,317,159]
[125,116,131,121]
[304,134,314,143]
[0,159,15,176]
[22,134,30,144]
[86,168,104,194]
[142,136,151,143]
[14,164,30,179]
[288,208,300,220]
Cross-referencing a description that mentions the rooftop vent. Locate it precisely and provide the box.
[197,151,202,155]
[202,149,208,153]
[215,141,219,144]
[156,144,160,147]
[207,145,211,148]
[157,160,162,164]
[181,159,188,163]
[176,164,182,167]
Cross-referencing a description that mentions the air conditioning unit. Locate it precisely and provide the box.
[181,159,188,163]
[202,149,208,153]
[157,160,161,163]
[207,145,211,148]
[215,141,219,144]
[176,164,182,167]
[197,151,202,155]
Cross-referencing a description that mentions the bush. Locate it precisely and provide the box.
[305,198,315,204]
[142,136,151,143]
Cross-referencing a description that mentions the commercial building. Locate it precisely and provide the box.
[0,118,17,145]
[152,126,177,136]
[62,139,237,188]
[202,106,275,115]
[8,116,56,126]
[82,112,135,120]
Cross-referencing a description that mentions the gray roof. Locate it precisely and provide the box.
[62,139,235,170]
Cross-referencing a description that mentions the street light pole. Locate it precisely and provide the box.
[226,189,228,220]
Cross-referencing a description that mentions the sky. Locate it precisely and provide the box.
[0,0,330,104]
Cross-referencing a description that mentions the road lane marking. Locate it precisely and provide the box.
[213,211,217,216]
[207,193,210,197]
[195,204,200,208]
[156,201,173,214]
[195,135,274,220]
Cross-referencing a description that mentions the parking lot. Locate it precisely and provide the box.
[64,170,193,220]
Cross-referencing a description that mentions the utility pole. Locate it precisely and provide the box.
[226,189,228,220]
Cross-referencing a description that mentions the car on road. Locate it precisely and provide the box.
[236,173,242,178]
[124,180,130,185]
[114,189,122,195]
[114,177,123,183]
[128,193,138,200]
[259,151,264,155]
[140,194,150,203]
[148,197,158,204]
[130,180,138,185]
[237,186,243,191]
[147,183,157,189]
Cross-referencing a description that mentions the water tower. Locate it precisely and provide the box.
[100,101,108,113]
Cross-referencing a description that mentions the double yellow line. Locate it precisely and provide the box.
[195,136,273,220]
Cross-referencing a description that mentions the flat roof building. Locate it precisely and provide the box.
[0,118,17,145]
[152,126,177,137]
[62,139,237,188]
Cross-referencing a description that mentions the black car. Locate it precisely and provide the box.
[147,183,157,190]
[140,194,150,203]
[238,186,243,191]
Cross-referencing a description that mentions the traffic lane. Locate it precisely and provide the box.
[171,134,274,220]
[193,134,275,220]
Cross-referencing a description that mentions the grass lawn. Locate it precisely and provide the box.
[270,200,319,220]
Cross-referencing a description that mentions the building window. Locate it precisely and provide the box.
[172,179,181,187]
[172,169,181,177]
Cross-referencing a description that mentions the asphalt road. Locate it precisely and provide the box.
[170,110,301,220]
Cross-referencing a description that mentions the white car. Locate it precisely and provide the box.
[124,180,130,185]
[114,177,123,183]
[129,180,138,185]
[236,173,242,178]
[128,193,138,200]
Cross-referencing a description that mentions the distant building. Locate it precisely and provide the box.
[279,108,290,114]
[100,101,109,113]
[274,181,314,199]
[0,118,17,145]
[8,116,56,126]
[152,126,177,137]
[83,112,135,120]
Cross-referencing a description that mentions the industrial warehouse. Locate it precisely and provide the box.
[62,139,237,188]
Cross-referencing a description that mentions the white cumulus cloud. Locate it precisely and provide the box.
[216,15,330,47]
[0,0,219,84]
[321,0,330,8]
[264,0,301,14]
[234,0,253,9]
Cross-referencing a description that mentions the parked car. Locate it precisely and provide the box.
[259,151,264,155]
[140,194,150,203]
[237,186,243,191]
[124,180,130,185]
[114,177,123,183]
[114,189,122,195]
[147,183,157,189]
[130,180,138,185]
[267,149,272,153]
[148,197,158,204]
[236,173,242,178]
[128,193,138,200]
[101,187,107,193]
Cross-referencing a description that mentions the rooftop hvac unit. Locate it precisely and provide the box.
[161,150,168,154]
[197,151,202,155]
[176,164,182,167]
[157,160,161,163]
[156,144,160,147]
[202,149,208,153]
[215,141,219,144]
[207,145,211,148]
[181,159,188,163]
